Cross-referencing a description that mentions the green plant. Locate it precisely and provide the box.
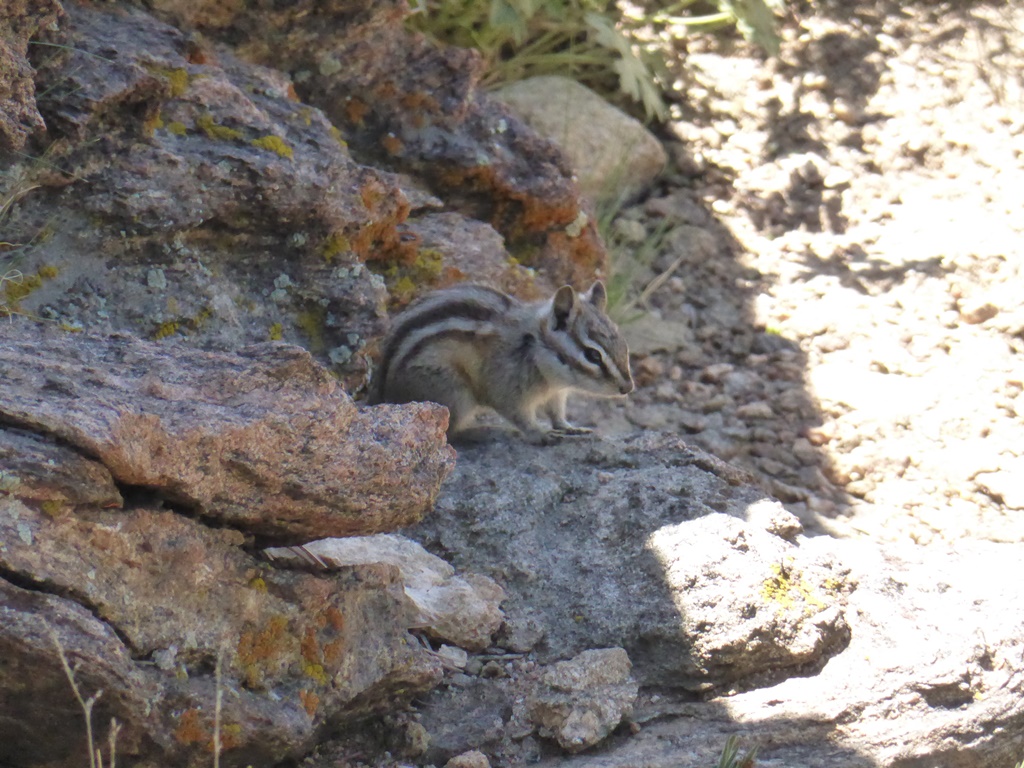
[409,0,670,119]
[717,734,759,768]
[408,0,784,120]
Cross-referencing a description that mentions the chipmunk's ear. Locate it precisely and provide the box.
[585,281,607,312]
[552,285,576,330]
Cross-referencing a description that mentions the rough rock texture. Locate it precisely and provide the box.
[0,499,443,768]
[527,537,1024,768]
[265,534,506,651]
[0,0,63,150]
[493,76,668,206]
[409,432,850,691]
[3,0,609,393]
[0,323,454,543]
[0,325,455,767]
[402,434,1024,768]
[528,648,638,753]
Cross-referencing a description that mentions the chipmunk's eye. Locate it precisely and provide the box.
[584,347,603,365]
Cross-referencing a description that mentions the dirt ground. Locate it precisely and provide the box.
[592,0,1024,545]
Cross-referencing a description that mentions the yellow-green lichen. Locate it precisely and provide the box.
[268,322,283,341]
[328,124,348,147]
[302,662,329,685]
[296,306,327,354]
[152,320,180,340]
[166,121,188,136]
[761,561,828,614]
[2,265,56,305]
[248,576,268,592]
[142,63,192,98]
[40,500,64,517]
[320,232,350,262]
[250,134,293,159]
[196,113,244,141]
[167,68,190,97]
[151,306,213,341]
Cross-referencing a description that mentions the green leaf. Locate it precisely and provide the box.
[722,0,781,56]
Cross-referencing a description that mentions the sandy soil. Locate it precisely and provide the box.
[594,0,1024,544]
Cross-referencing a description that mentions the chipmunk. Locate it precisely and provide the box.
[368,281,634,443]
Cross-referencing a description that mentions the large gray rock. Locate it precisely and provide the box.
[404,433,1024,767]
[531,537,1024,768]
[409,432,850,691]
[492,76,667,206]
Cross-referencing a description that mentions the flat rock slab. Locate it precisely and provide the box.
[532,538,1024,768]
[0,324,454,543]
[408,432,851,691]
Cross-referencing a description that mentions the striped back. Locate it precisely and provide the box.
[369,284,516,403]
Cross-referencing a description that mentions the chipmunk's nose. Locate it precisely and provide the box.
[620,379,635,395]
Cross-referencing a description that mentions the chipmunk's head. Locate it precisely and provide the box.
[540,281,634,397]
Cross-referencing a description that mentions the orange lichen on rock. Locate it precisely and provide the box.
[173,708,209,745]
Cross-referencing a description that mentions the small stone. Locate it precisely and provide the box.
[445,749,491,768]
[823,167,853,188]
[805,425,836,446]
[146,268,167,290]
[792,437,819,464]
[745,499,802,539]
[611,218,648,244]
[634,356,666,385]
[678,412,707,433]
[736,401,774,420]
[497,615,545,653]
[959,300,999,325]
[437,644,468,669]
[480,660,508,679]
[700,363,734,383]
[701,394,734,413]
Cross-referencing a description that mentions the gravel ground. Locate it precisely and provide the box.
[589,0,1024,544]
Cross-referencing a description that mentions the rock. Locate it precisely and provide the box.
[222,2,606,287]
[445,749,492,768]
[6,0,609,392]
[541,538,1024,768]
[437,645,470,670]
[974,458,1024,510]
[0,325,454,544]
[0,497,442,768]
[496,614,546,654]
[528,648,638,753]
[265,534,506,651]
[623,315,696,356]
[0,0,64,150]
[492,76,667,206]
[646,514,847,685]
[959,299,999,325]
[0,427,122,509]
[17,2,410,385]
[736,400,774,419]
[408,433,850,691]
